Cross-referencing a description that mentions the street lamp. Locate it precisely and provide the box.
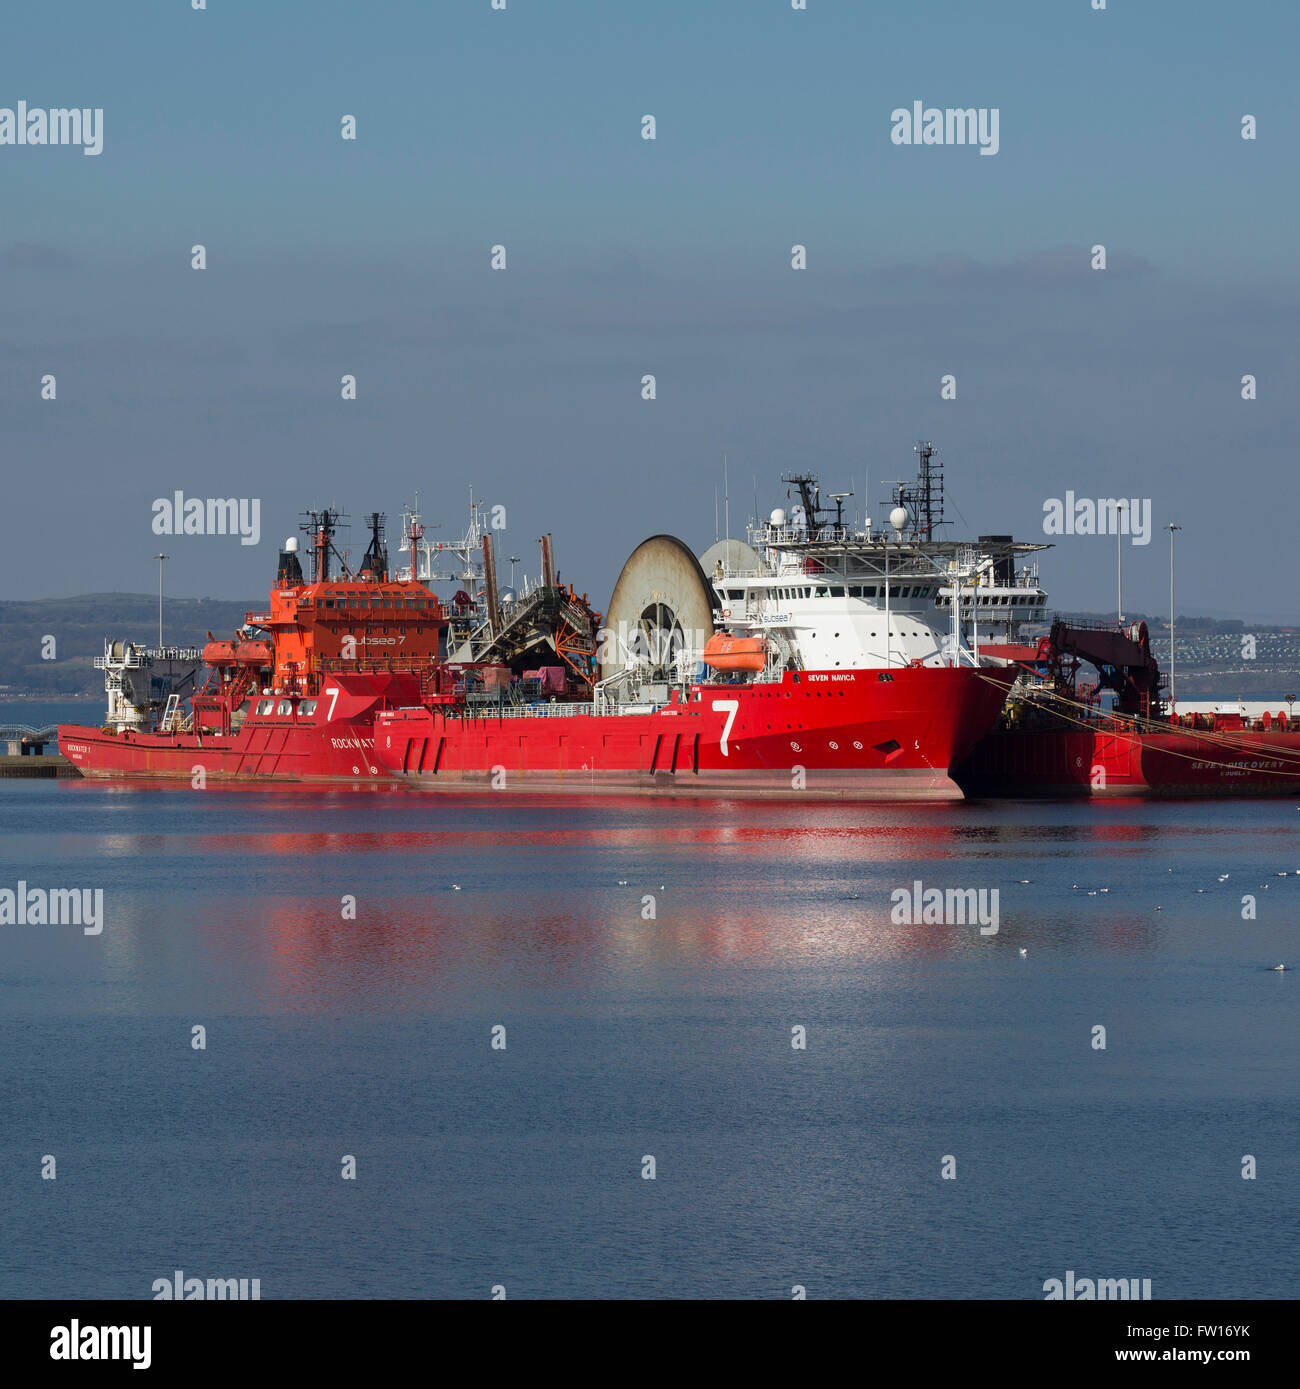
[155,553,168,647]
[1113,500,1127,626]
[1165,524,1181,715]
[508,555,520,590]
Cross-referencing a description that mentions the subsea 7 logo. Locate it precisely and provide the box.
[325,687,339,722]
[712,699,739,756]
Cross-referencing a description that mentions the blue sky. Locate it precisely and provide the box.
[2,0,1297,617]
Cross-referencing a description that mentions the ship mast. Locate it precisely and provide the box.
[301,508,349,583]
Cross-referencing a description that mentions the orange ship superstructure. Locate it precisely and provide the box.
[60,510,448,781]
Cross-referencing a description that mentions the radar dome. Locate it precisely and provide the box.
[889,506,908,533]
[285,537,299,552]
[769,508,786,526]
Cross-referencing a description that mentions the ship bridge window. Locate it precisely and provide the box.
[830,586,845,596]
[324,599,335,609]
[299,699,317,716]
[256,699,275,715]
[277,700,293,716]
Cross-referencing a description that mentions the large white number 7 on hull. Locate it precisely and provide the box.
[712,699,740,756]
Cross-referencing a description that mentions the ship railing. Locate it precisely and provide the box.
[509,702,599,718]
[749,524,855,546]
[719,559,958,583]
[94,645,201,670]
[313,656,438,674]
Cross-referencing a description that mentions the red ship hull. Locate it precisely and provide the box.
[58,674,412,782]
[372,665,1016,800]
[955,720,1300,798]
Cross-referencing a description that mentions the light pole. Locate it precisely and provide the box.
[1165,524,1181,715]
[155,553,168,647]
[1113,501,1127,627]
[508,555,520,590]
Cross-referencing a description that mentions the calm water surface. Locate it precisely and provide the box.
[1,775,1296,1299]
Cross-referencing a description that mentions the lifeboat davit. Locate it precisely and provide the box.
[702,633,768,673]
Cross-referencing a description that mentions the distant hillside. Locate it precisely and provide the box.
[0,594,257,696]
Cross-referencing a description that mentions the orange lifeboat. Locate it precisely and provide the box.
[702,633,768,673]
[201,638,273,667]
[235,639,273,666]
[201,639,239,667]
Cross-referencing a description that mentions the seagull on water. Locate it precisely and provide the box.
[1018,948,1027,957]
[1272,964,1288,972]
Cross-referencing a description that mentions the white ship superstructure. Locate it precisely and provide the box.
[700,449,1049,680]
